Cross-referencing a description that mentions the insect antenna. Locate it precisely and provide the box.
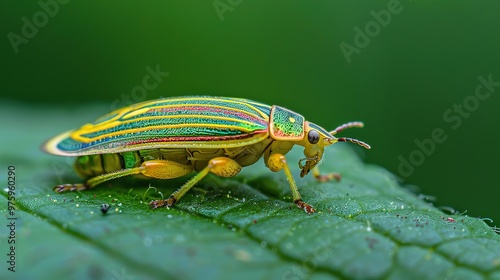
[330,122,364,135]
[337,137,371,149]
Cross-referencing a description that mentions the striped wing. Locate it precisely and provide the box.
[44,96,272,156]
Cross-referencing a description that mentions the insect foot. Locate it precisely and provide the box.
[314,172,341,182]
[295,199,316,214]
[53,183,88,193]
[149,196,177,209]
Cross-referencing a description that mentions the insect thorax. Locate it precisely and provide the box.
[269,106,305,141]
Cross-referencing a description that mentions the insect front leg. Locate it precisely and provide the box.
[267,153,315,214]
[150,157,242,209]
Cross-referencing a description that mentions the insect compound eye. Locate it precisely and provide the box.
[307,130,320,144]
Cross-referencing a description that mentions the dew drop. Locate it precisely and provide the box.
[154,235,163,243]
[234,250,251,261]
[175,234,186,242]
[143,237,152,247]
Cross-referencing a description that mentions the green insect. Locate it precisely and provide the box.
[43,96,370,213]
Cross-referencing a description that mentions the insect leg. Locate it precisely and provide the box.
[267,153,316,214]
[53,167,144,193]
[139,160,193,180]
[54,183,89,193]
[53,159,193,193]
[150,157,242,209]
[312,167,341,182]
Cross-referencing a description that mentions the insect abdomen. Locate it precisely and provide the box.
[46,96,272,156]
[74,151,142,179]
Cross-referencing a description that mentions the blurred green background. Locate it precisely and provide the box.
[1,1,499,224]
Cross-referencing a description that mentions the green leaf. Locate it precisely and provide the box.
[1,104,499,280]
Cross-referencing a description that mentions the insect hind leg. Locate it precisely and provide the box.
[53,159,194,193]
[53,167,145,193]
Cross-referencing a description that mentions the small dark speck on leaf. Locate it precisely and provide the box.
[365,237,379,249]
[101,204,110,214]
[186,247,197,257]
[88,264,104,279]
